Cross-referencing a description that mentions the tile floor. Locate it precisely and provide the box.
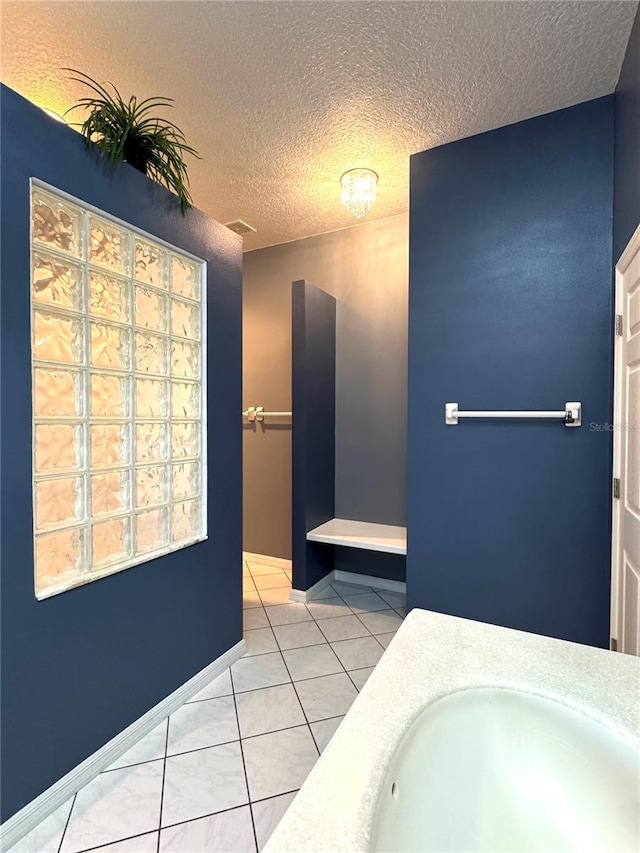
[10,560,405,853]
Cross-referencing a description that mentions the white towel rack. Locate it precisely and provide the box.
[445,402,581,427]
[243,406,292,423]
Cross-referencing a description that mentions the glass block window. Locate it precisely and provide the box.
[31,182,207,599]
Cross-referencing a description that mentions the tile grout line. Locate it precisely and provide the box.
[276,639,322,759]
[229,666,260,853]
[56,792,77,853]
[155,719,170,852]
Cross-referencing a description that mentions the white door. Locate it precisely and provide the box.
[612,224,640,656]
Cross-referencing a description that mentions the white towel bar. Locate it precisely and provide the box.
[445,402,581,427]
[243,406,292,422]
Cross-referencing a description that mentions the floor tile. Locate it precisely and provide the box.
[376,632,396,649]
[242,726,318,801]
[309,584,340,601]
[243,607,269,630]
[305,597,352,620]
[243,589,263,609]
[377,590,406,610]
[310,716,344,753]
[347,666,375,691]
[258,587,293,606]
[9,797,74,853]
[243,576,257,592]
[265,602,312,626]
[186,669,233,703]
[231,652,290,693]
[236,683,305,737]
[341,591,389,613]
[294,673,358,722]
[252,792,297,851]
[282,643,342,682]
[167,695,238,756]
[107,720,167,770]
[330,581,372,596]
[161,742,248,827]
[317,613,370,642]
[159,805,255,852]
[60,762,163,853]
[89,832,159,852]
[394,605,407,617]
[253,573,291,591]
[243,627,279,656]
[248,562,287,577]
[273,621,325,651]
[357,609,403,636]
[331,636,385,670]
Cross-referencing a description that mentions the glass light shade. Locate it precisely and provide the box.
[340,168,378,219]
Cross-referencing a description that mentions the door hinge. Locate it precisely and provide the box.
[616,314,623,336]
[611,637,618,652]
[613,478,621,499]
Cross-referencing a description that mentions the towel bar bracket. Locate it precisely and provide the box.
[445,402,581,427]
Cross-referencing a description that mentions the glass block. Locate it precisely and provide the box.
[135,239,167,288]
[172,461,200,501]
[172,381,200,419]
[35,527,86,592]
[90,373,130,418]
[135,507,168,555]
[32,251,83,312]
[135,333,168,375]
[136,378,168,418]
[136,422,168,462]
[172,422,200,458]
[171,340,200,379]
[135,285,167,332]
[171,298,200,340]
[33,310,83,364]
[35,476,84,531]
[33,367,83,418]
[90,423,131,468]
[32,191,83,257]
[92,517,131,568]
[91,471,130,517]
[136,465,168,508]
[90,323,131,370]
[89,271,129,323]
[89,216,131,274]
[173,499,202,543]
[171,255,201,300]
[35,423,83,473]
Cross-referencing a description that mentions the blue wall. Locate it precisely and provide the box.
[0,85,243,821]
[614,6,640,261]
[291,280,336,590]
[408,97,614,648]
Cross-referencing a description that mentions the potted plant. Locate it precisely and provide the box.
[65,69,200,212]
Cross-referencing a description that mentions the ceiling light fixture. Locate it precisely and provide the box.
[340,168,378,219]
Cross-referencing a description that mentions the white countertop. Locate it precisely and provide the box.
[265,609,640,853]
[306,518,407,555]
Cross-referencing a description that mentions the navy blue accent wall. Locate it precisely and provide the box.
[335,550,405,584]
[0,85,243,821]
[408,97,614,648]
[614,6,640,260]
[291,280,336,590]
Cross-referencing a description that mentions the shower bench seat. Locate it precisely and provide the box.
[306,518,407,555]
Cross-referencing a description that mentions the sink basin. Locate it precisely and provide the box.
[372,687,640,852]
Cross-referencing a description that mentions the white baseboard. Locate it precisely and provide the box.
[290,570,406,602]
[0,640,246,852]
[290,571,335,603]
[333,570,406,594]
[243,551,292,570]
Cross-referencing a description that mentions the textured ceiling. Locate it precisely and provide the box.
[1,1,637,250]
